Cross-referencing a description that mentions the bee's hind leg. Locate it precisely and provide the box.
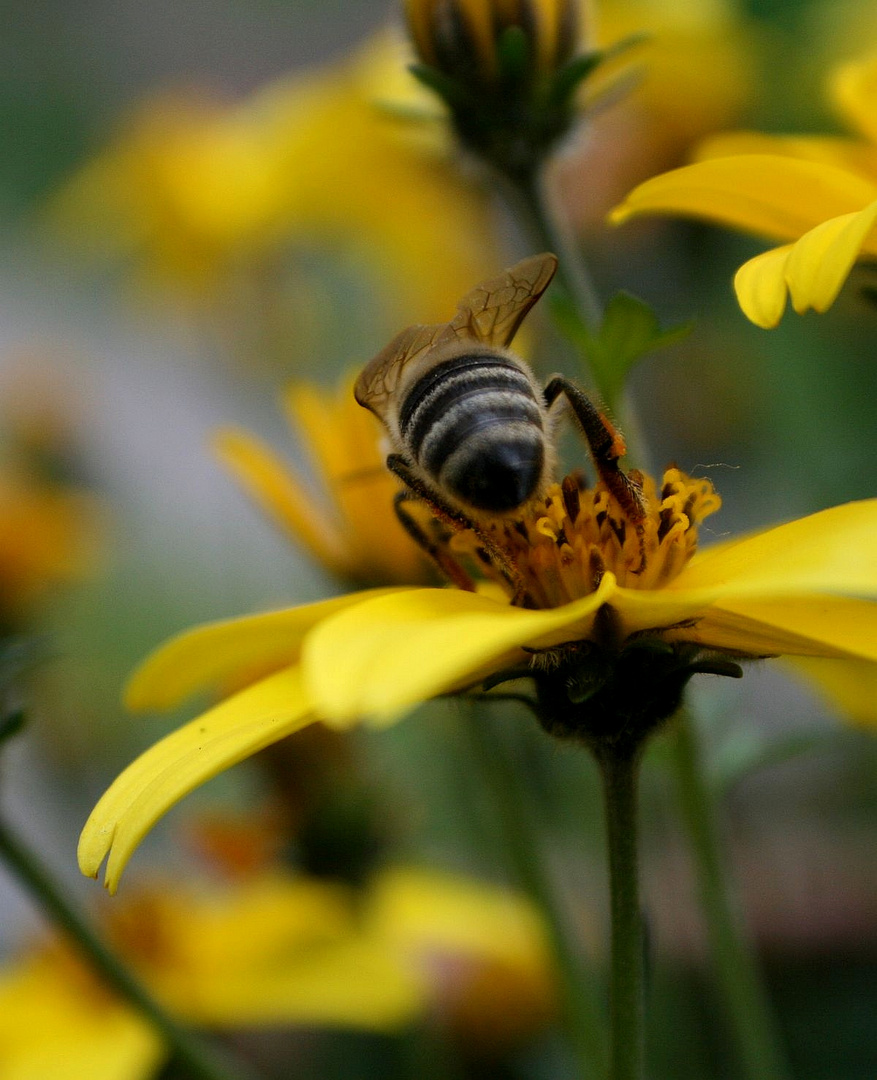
[386,455,531,604]
[392,488,476,592]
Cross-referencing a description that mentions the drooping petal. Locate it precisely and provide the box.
[126,588,403,711]
[733,245,794,329]
[734,199,877,328]
[609,155,877,241]
[80,667,315,892]
[302,577,617,725]
[782,656,877,729]
[785,199,877,312]
[213,428,347,573]
[671,501,877,598]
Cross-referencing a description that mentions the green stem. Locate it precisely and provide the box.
[594,741,645,1080]
[0,817,258,1080]
[671,709,791,1080]
[464,705,608,1078]
[514,165,603,332]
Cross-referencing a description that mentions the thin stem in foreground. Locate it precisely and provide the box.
[671,709,791,1080]
[0,818,258,1080]
[462,703,608,1079]
[594,741,645,1080]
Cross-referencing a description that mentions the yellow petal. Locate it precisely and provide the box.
[733,245,794,328]
[610,155,877,241]
[80,667,315,892]
[676,595,877,662]
[0,953,162,1080]
[213,428,347,574]
[126,588,403,711]
[783,199,877,314]
[301,578,617,725]
[671,501,877,598]
[782,656,877,729]
[697,131,877,180]
[367,866,549,968]
[830,51,877,147]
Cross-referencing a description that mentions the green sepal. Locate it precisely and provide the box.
[548,33,650,108]
[407,63,470,111]
[496,25,530,84]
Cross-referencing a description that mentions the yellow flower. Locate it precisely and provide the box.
[0,867,553,1078]
[405,0,580,83]
[557,0,755,228]
[610,49,877,327]
[79,456,877,890]
[0,464,97,625]
[214,377,434,588]
[50,32,496,326]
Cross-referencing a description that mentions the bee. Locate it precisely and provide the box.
[355,253,645,593]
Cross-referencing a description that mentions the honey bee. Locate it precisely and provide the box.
[355,253,645,592]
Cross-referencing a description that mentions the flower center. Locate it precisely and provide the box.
[449,467,721,608]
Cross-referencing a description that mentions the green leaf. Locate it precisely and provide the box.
[711,729,840,795]
[592,292,692,405]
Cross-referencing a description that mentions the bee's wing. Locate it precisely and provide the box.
[354,321,456,421]
[448,252,558,347]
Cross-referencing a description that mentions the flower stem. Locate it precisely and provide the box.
[463,704,608,1078]
[0,817,258,1080]
[514,165,603,332]
[593,741,645,1080]
[671,709,791,1080]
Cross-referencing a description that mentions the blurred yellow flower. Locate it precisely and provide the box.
[215,376,434,588]
[0,867,553,1078]
[80,457,877,890]
[610,50,877,327]
[0,464,96,626]
[50,31,496,327]
[556,0,757,229]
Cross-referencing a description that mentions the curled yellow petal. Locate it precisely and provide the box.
[80,667,315,892]
[81,665,315,894]
[733,245,794,329]
[126,589,402,712]
[301,578,617,726]
[610,155,877,241]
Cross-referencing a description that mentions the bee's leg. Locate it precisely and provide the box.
[392,488,476,592]
[544,377,647,571]
[386,455,532,604]
[544,377,646,523]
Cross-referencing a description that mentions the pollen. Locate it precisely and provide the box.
[449,467,721,608]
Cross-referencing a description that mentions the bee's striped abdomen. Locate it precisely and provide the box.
[399,352,546,514]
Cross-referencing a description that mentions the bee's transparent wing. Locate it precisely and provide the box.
[449,252,558,347]
[354,321,454,420]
